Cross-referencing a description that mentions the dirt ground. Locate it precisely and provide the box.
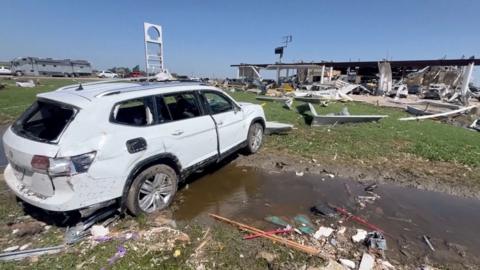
[233,148,480,199]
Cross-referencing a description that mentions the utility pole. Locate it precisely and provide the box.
[274,35,292,84]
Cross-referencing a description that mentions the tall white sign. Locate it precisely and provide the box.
[144,22,164,76]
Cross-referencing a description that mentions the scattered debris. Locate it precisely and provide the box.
[256,251,278,263]
[365,231,387,251]
[310,202,337,217]
[379,260,395,269]
[19,243,31,251]
[64,207,118,244]
[313,226,334,239]
[293,214,315,234]
[331,205,385,233]
[244,227,293,240]
[265,121,294,135]
[256,96,290,102]
[339,258,356,269]
[265,216,291,228]
[399,105,477,121]
[364,183,378,192]
[91,225,110,238]
[209,213,322,256]
[358,253,375,270]
[0,245,64,261]
[11,221,45,237]
[103,245,126,268]
[173,249,181,258]
[423,235,435,251]
[469,119,480,131]
[15,80,36,88]
[296,171,304,177]
[352,229,368,243]
[307,103,387,126]
[3,246,19,252]
[323,259,346,270]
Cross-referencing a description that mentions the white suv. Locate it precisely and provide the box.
[2,81,266,216]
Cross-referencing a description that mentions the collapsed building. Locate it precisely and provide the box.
[231,58,480,105]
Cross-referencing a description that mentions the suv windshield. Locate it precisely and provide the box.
[12,100,77,143]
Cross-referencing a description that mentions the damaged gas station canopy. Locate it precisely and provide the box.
[231,57,480,107]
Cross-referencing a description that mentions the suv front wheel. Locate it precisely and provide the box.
[126,164,178,216]
[244,122,264,154]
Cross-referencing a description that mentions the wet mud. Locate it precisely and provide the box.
[174,164,480,268]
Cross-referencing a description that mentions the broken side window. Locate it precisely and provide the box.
[162,93,201,121]
[111,98,154,126]
[154,96,173,123]
[12,100,76,143]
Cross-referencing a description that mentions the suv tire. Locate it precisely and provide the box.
[244,122,263,154]
[126,164,178,216]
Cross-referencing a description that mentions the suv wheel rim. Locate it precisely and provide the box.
[250,125,263,151]
[138,173,174,213]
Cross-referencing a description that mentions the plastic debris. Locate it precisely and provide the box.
[296,171,304,177]
[265,216,290,227]
[358,253,375,270]
[310,202,337,217]
[103,245,126,269]
[91,225,110,238]
[352,229,368,243]
[365,231,387,251]
[19,244,31,251]
[293,214,315,234]
[2,246,19,252]
[330,205,385,233]
[173,249,181,258]
[364,183,378,192]
[15,80,35,88]
[313,226,334,239]
[244,227,293,240]
[339,258,356,269]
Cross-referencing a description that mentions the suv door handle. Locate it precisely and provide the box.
[217,121,224,126]
[171,130,184,136]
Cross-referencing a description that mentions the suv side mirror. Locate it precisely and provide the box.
[234,105,241,114]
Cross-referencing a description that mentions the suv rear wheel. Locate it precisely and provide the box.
[126,164,178,216]
[244,122,263,154]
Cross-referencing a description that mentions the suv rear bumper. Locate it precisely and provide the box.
[3,164,119,212]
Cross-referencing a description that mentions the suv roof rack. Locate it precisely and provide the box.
[57,77,205,92]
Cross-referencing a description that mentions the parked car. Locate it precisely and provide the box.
[97,70,118,78]
[2,81,266,216]
[0,66,12,75]
[128,71,145,78]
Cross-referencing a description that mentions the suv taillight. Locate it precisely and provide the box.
[31,152,96,177]
[31,155,49,172]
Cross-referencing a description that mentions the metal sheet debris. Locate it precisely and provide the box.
[399,105,477,121]
[0,245,64,261]
[265,121,294,135]
[308,103,387,126]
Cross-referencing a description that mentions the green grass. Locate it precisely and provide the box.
[230,91,480,167]
[0,80,478,167]
[0,78,89,123]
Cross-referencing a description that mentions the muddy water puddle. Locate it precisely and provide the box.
[174,164,480,266]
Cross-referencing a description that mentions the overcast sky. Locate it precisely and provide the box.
[1,0,479,81]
